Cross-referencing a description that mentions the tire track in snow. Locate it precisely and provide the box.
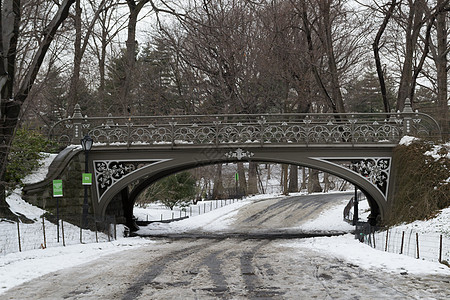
[121,241,208,300]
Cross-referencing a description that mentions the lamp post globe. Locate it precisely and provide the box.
[81,134,93,152]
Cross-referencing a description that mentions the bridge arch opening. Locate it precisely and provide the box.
[99,158,382,231]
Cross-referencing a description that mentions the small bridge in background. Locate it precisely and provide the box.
[23,99,441,230]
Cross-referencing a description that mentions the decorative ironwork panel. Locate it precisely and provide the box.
[349,158,391,196]
[321,158,391,199]
[93,159,170,202]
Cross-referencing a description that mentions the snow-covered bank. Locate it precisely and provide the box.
[282,234,450,276]
[367,207,450,264]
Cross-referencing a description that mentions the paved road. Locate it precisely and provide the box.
[2,193,449,299]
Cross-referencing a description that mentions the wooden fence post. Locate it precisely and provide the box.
[42,217,47,248]
[114,217,117,240]
[17,220,22,252]
[95,221,98,243]
[416,233,420,259]
[61,219,65,247]
[385,229,389,251]
[400,231,405,254]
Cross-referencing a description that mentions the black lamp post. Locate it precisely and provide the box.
[81,134,93,229]
[353,186,359,226]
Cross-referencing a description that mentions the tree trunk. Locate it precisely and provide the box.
[237,162,247,196]
[397,1,424,110]
[68,0,82,114]
[323,172,330,193]
[301,0,345,114]
[120,0,150,114]
[436,0,448,134]
[321,0,345,113]
[212,164,224,199]
[288,165,298,193]
[373,0,398,113]
[247,162,258,195]
[69,0,108,114]
[301,167,307,190]
[281,164,289,195]
[0,0,76,219]
[307,169,322,193]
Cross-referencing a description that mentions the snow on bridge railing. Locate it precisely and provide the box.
[48,99,441,147]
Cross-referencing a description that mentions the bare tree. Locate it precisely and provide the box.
[373,0,398,113]
[68,0,114,114]
[372,0,449,111]
[296,0,349,113]
[1,0,76,217]
[434,0,449,134]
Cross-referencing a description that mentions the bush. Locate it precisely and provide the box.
[6,127,57,186]
[388,140,450,225]
[141,171,197,210]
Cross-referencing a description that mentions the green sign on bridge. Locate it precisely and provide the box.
[53,179,63,197]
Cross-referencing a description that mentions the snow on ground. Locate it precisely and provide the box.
[0,237,153,294]
[392,207,450,237]
[21,153,58,185]
[1,147,449,295]
[290,193,357,232]
[1,191,449,295]
[424,142,450,160]
[282,234,450,276]
[135,193,287,235]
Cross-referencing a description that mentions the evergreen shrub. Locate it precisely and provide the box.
[6,127,57,187]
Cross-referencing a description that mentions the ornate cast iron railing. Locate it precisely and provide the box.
[48,99,441,147]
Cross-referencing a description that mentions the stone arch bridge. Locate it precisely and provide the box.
[23,100,440,230]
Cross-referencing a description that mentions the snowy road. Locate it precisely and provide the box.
[2,193,449,299]
[2,237,449,299]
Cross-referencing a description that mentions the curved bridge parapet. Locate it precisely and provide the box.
[49,99,440,147]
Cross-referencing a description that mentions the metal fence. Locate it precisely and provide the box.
[361,227,449,264]
[0,214,118,256]
[135,197,244,224]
